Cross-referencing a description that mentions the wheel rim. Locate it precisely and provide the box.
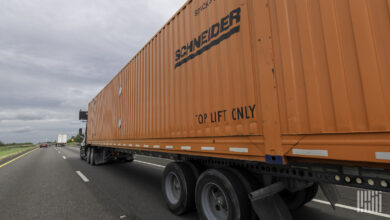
[165,172,182,204]
[200,183,229,220]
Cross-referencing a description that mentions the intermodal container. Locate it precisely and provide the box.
[87,0,390,166]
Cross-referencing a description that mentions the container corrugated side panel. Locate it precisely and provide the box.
[269,0,390,134]
[86,0,264,142]
[89,73,121,141]
[174,0,262,138]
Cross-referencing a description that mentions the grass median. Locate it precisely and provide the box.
[0,145,36,161]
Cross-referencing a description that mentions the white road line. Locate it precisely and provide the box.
[76,171,90,182]
[134,160,165,168]
[62,156,66,159]
[119,215,126,219]
[312,199,390,219]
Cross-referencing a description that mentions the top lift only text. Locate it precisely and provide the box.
[195,104,256,125]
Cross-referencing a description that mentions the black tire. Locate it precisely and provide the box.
[122,154,134,163]
[162,162,197,215]
[90,148,95,166]
[222,167,262,220]
[280,189,306,211]
[80,146,86,160]
[184,160,204,179]
[124,158,134,162]
[195,168,251,220]
[304,183,319,204]
[280,183,318,211]
[86,147,91,164]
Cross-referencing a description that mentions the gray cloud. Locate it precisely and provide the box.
[0,126,33,134]
[0,0,186,143]
[5,113,45,121]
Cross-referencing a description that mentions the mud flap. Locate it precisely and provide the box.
[249,181,293,220]
[319,183,340,209]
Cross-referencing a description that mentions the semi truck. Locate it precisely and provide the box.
[56,134,67,147]
[79,0,390,219]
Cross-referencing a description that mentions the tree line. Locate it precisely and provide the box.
[68,133,84,143]
[0,141,33,146]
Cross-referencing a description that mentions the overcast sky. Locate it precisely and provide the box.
[0,0,187,143]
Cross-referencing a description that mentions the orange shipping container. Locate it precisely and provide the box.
[87,0,390,167]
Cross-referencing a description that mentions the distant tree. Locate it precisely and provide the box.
[0,141,4,146]
[68,136,75,142]
[68,134,84,143]
[74,134,84,142]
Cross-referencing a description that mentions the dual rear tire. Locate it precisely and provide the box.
[195,168,253,220]
[281,183,319,211]
[86,147,91,163]
[85,147,95,165]
[162,162,258,220]
[162,162,197,215]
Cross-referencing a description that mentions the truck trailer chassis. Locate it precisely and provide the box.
[79,143,389,220]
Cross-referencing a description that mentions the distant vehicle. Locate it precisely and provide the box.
[56,134,67,147]
[39,143,48,148]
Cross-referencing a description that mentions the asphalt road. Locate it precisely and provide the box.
[0,145,389,220]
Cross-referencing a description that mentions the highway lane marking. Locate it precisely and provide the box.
[119,215,126,219]
[76,171,90,182]
[134,160,165,168]
[312,199,390,219]
[62,156,67,160]
[0,148,38,168]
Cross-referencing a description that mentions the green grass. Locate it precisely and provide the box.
[0,145,36,161]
